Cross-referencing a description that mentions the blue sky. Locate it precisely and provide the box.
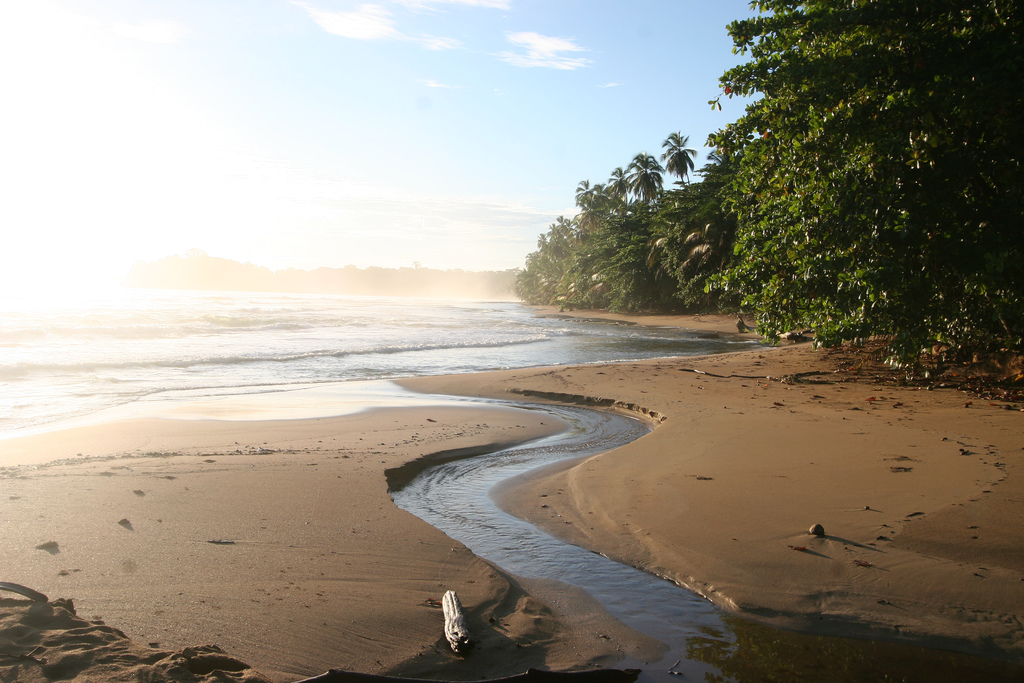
[0,0,755,291]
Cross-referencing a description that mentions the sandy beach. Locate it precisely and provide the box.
[1,404,661,681]
[3,308,1024,680]
[405,310,1024,665]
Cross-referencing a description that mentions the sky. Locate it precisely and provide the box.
[0,0,756,292]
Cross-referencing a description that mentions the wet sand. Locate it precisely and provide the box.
[1,405,660,682]
[403,314,1024,664]
[4,309,1024,680]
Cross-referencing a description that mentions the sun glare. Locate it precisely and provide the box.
[0,3,253,294]
[0,1,551,296]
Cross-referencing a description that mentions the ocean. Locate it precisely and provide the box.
[0,288,758,437]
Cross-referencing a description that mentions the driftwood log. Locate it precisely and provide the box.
[294,669,640,683]
[442,590,473,653]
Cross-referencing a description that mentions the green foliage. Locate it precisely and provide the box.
[661,132,697,185]
[653,155,742,311]
[712,0,1024,362]
[596,207,680,312]
[516,138,742,314]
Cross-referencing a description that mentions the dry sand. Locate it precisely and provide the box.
[403,312,1024,664]
[1,405,659,682]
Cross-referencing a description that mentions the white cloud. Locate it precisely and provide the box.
[422,79,461,88]
[398,0,510,9]
[293,2,401,41]
[417,35,462,50]
[598,82,622,88]
[294,2,460,50]
[498,32,591,70]
[110,19,186,44]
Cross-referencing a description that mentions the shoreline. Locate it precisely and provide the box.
[527,305,763,339]
[401,320,1024,665]
[4,309,1024,679]
[1,403,661,682]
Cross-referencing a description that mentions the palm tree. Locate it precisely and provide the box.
[549,215,579,253]
[575,180,610,235]
[674,154,739,305]
[626,153,664,204]
[661,132,697,185]
[681,220,734,275]
[575,180,593,209]
[516,215,581,305]
[607,167,630,203]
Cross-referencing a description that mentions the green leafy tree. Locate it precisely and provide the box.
[518,136,740,313]
[651,154,742,311]
[590,205,678,312]
[712,0,1024,362]
[514,215,581,305]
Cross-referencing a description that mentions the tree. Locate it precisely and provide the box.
[651,154,741,311]
[661,132,697,185]
[596,205,679,312]
[514,216,581,305]
[574,179,593,208]
[607,167,630,205]
[712,0,1024,362]
[518,135,739,313]
[626,153,665,205]
[575,180,612,234]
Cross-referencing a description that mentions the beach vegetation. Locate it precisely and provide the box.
[519,0,1023,366]
[711,0,1024,364]
[515,138,742,314]
[661,132,697,186]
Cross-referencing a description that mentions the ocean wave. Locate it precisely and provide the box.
[196,315,317,331]
[0,335,551,378]
[0,319,321,343]
[0,304,538,346]
[0,293,759,436]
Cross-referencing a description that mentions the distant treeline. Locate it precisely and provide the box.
[126,250,519,300]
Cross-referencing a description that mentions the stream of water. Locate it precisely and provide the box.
[390,398,1024,683]
[392,403,724,681]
